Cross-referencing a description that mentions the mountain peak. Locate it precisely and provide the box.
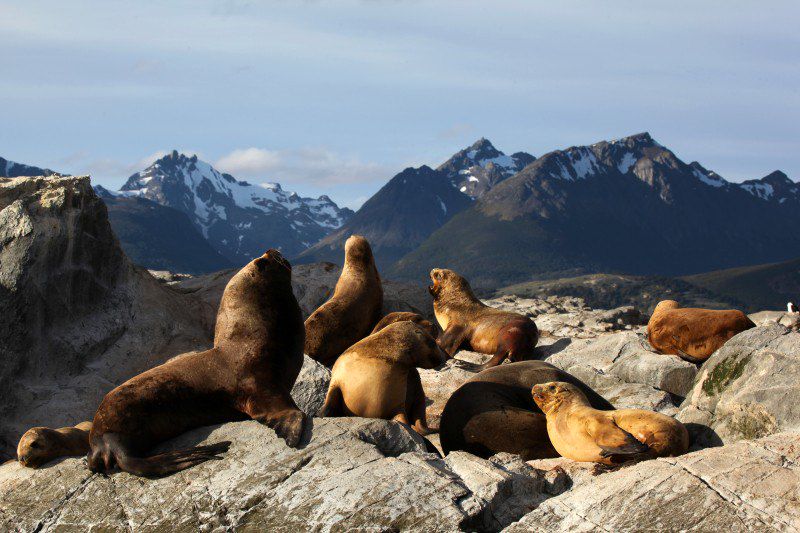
[468,137,494,151]
[762,170,792,185]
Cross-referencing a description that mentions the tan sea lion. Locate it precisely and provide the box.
[371,311,438,339]
[17,421,92,468]
[439,361,613,459]
[320,321,447,435]
[648,300,755,362]
[305,235,383,367]
[429,268,538,369]
[88,250,307,478]
[532,381,689,464]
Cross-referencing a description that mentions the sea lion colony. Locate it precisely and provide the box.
[16,235,752,476]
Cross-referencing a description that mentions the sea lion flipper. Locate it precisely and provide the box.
[319,385,344,417]
[438,325,468,357]
[586,418,649,458]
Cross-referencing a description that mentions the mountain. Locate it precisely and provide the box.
[118,151,353,264]
[94,186,233,274]
[295,165,473,268]
[738,170,800,204]
[437,138,535,198]
[391,132,800,288]
[0,156,58,177]
[682,256,800,312]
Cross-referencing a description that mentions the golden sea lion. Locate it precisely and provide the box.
[320,321,447,435]
[87,250,307,478]
[371,311,438,339]
[532,381,689,465]
[17,421,92,468]
[305,235,383,367]
[439,361,613,459]
[429,268,538,369]
[648,300,755,362]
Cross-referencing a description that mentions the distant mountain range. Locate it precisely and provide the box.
[0,157,57,178]
[391,133,800,288]
[4,134,799,304]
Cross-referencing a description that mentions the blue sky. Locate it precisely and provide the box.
[1,1,798,209]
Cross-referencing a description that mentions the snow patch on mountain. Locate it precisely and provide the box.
[617,152,638,174]
[740,181,775,200]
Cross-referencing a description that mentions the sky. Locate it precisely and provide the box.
[1,1,798,209]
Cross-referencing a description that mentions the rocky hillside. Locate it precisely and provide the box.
[392,133,800,288]
[115,151,353,264]
[296,165,473,268]
[95,186,233,274]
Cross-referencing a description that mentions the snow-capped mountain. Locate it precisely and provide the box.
[393,132,800,287]
[438,138,535,198]
[116,151,353,263]
[0,157,58,177]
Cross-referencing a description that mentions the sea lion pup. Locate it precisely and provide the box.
[320,321,447,435]
[532,381,689,465]
[429,268,538,369]
[17,421,92,468]
[371,311,438,339]
[305,235,383,367]
[647,300,755,362]
[439,361,613,459]
[88,249,307,478]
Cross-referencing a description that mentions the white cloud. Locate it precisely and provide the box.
[214,146,389,186]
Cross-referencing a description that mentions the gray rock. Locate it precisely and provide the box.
[0,418,554,532]
[547,331,697,398]
[504,432,800,532]
[419,358,478,428]
[290,355,332,416]
[0,176,212,460]
[677,324,800,447]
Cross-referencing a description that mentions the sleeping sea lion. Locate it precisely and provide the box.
[17,421,92,468]
[648,300,755,362]
[439,361,613,459]
[371,311,438,338]
[320,321,447,435]
[532,381,689,464]
[429,268,538,369]
[87,249,307,478]
[305,235,383,367]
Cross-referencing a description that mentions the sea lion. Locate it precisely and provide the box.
[88,249,307,478]
[647,300,755,362]
[17,421,92,468]
[439,361,613,459]
[304,235,383,367]
[429,268,538,369]
[532,381,689,464]
[371,311,438,338]
[320,321,447,435]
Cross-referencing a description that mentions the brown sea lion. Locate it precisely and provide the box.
[305,235,383,367]
[17,421,92,468]
[320,321,447,435]
[371,311,438,339]
[88,249,307,478]
[429,268,538,369]
[532,381,689,464]
[647,300,755,362]
[439,361,613,459]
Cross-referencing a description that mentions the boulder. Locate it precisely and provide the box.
[0,176,212,460]
[0,418,557,532]
[546,331,697,398]
[290,355,332,416]
[677,324,800,447]
[504,432,800,532]
[419,358,478,428]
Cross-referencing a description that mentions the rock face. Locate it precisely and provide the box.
[677,324,800,447]
[0,418,560,532]
[505,432,800,532]
[0,176,212,460]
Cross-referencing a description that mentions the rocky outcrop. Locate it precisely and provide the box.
[677,324,800,447]
[0,176,212,460]
[0,418,562,532]
[505,432,800,532]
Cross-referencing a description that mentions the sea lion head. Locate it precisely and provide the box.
[17,427,60,468]
[371,312,439,338]
[531,381,587,414]
[653,300,680,315]
[428,268,476,304]
[344,235,376,269]
[410,323,450,368]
